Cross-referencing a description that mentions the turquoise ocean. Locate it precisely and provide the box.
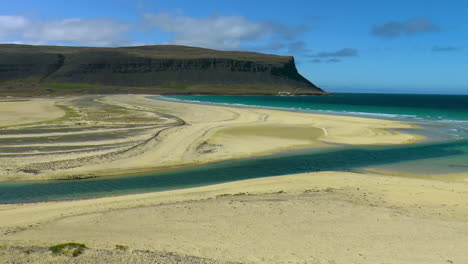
[166,93,468,141]
[0,93,467,203]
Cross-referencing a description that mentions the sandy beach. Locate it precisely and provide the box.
[0,94,422,182]
[1,95,466,264]
[0,171,467,263]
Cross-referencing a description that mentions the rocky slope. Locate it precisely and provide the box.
[0,44,325,96]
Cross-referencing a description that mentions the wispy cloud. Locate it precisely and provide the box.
[287,41,310,53]
[309,48,358,58]
[309,58,342,64]
[371,18,440,38]
[0,15,132,46]
[305,48,358,63]
[432,45,462,52]
[143,12,307,50]
[0,13,311,53]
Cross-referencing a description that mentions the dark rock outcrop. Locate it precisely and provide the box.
[0,44,325,95]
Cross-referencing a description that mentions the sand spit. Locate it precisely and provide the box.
[0,171,466,264]
[0,94,422,182]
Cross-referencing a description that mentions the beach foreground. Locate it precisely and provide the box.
[0,171,467,263]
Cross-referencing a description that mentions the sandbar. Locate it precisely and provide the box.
[0,94,424,182]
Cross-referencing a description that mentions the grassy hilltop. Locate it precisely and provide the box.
[0,44,325,96]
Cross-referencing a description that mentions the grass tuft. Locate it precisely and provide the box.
[49,242,87,257]
[46,83,99,90]
[115,244,129,251]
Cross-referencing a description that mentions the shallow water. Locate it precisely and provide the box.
[0,140,467,204]
[1,93,467,204]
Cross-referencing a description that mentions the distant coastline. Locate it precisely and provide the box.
[0,44,325,96]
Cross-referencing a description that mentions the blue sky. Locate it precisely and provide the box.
[1,0,467,94]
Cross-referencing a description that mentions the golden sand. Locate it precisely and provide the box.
[0,171,466,263]
[0,95,423,181]
[78,95,423,177]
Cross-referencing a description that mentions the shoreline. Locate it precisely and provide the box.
[158,94,426,130]
[0,94,425,183]
[160,94,468,144]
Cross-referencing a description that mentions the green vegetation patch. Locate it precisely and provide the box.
[103,109,131,114]
[115,244,129,251]
[49,242,87,257]
[22,76,42,84]
[165,82,187,89]
[46,83,99,89]
[54,104,81,121]
[0,77,41,86]
[83,108,163,123]
[0,99,30,102]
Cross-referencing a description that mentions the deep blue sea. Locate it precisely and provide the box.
[0,93,467,204]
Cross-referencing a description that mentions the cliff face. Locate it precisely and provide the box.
[0,44,325,95]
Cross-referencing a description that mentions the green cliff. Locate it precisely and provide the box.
[0,44,325,96]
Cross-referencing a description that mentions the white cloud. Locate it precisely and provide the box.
[0,13,308,50]
[143,13,306,50]
[0,16,29,38]
[0,15,131,46]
